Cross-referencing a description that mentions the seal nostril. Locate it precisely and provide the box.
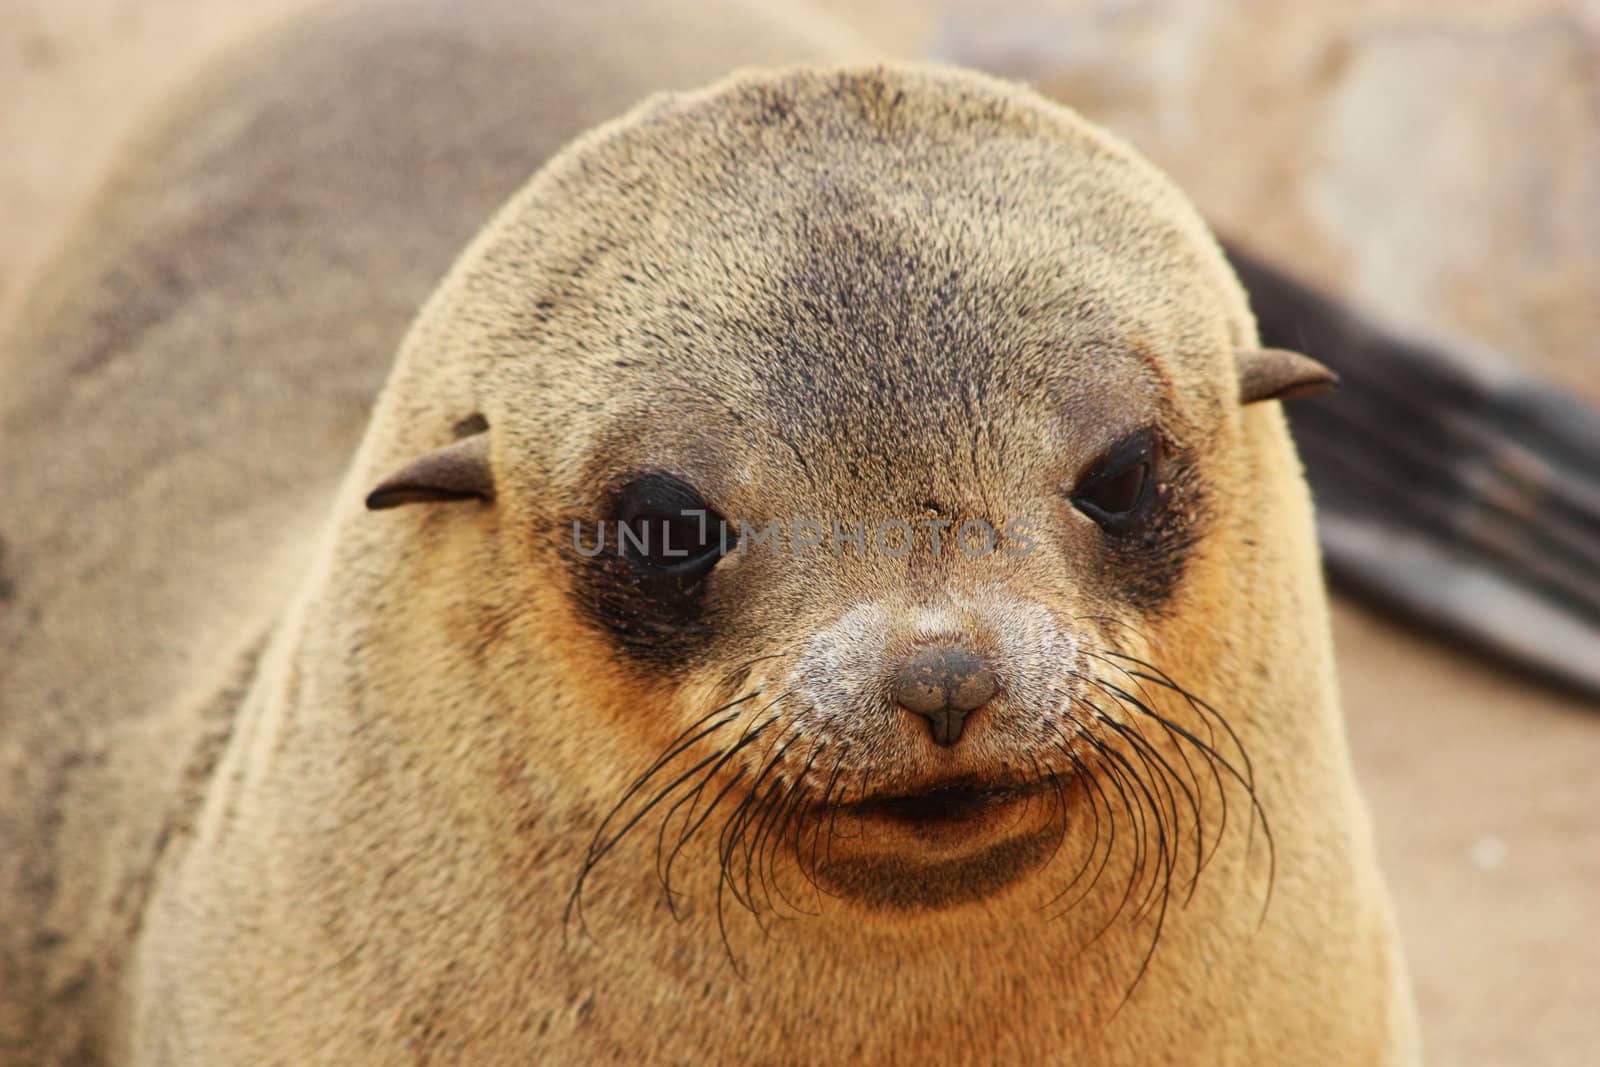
[949,666,999,712]
[891,645,1000,746]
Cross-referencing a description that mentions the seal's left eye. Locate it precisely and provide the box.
[1071,429,1159,533]
[616,474,728,582]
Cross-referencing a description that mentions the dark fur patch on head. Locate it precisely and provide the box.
[750,224,999,468]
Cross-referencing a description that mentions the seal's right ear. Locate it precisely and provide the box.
[365,431,494,509]
[1236,347,1339,404]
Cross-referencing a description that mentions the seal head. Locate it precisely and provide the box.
[361,64,1332,921]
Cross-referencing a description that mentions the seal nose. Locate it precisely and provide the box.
[891,645,1000,747]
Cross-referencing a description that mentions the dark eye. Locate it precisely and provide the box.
[1072,429,1159,532]
[616,473,728,583]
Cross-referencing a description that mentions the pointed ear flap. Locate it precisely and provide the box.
[365,431,494,510]
[1236,348,1339,404]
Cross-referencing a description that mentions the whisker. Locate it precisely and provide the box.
[1041,736,1115,913]
[733,731,806,923]
[748,735,825,918]
[761,738,827,916]
[653,701,789,905]
[659,765,750,917]
[1096,703,1204,904]
[1098,650,1256,788]
[569,744,727,934]
[1086,661,1218,859]
[1087,731,1175,1007]
[1075,730,1148,933]
[583,692,758,867]
[804,749,852,890]
[565,690,769,935]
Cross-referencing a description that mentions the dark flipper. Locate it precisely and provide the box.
[1224,241,1600,701]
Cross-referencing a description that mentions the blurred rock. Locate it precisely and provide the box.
[862,0,1600,401]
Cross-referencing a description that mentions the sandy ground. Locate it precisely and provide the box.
[2,2,1595,1063]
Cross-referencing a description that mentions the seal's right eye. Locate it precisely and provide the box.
[1071,429,1160,534]
[616,473,728,582]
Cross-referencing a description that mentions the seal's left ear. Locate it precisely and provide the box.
[1237,348,1339,404]
[365,431,494,510]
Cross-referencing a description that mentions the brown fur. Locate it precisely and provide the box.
[0,1,1417,1063]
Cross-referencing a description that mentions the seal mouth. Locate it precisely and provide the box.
[844,776,1054,827]
[805,775,1067,910]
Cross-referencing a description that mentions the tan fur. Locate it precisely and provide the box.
[0,1,1417,1063]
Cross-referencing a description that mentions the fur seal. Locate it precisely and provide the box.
[0,1,1419,1063]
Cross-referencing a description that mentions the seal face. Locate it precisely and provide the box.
[369,65,1319,943]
